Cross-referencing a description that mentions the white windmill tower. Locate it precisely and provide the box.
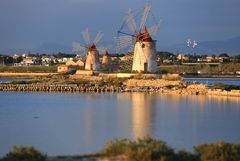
[72,28,104,71]
[98,45,113,68]
[116,4,160,73]
[101,48,112,67]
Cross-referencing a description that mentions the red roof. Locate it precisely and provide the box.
[136,27,153,42]
[88,44,97,51]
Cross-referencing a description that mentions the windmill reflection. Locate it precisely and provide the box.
[131,93,155,139]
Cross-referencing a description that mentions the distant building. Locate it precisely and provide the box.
[20,57,35,66]
[66,59,84,66]
[163,59,173,64]
[177,54,189,61]
[57,65,76,73]
[57,58,84,73]
[206,55,215,62]
[218,56,230,63]
[120,53,133,62]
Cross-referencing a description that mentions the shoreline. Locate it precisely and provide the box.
[0,81,240,97]
[1,72,240,78]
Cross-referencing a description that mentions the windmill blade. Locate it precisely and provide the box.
[148,23,160,37]
[116,35,133,52]
[187,39,192,47]
[125,9,137,34]
[82,28,90,45]
[72,41,86,52]
[140,4,151,31]
[93,32,104,45]
[98,46,106,53]
[192,41,198,48]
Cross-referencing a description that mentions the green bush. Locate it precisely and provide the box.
[101,138,131,156]
[214,83,240,91]
[126,137,175,161]
[0,146,47,161]
[195,142,240,161]
[176,150,199,161]
[101,136,175,161]
[102,137,240,161]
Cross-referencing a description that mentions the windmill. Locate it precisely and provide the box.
[72,28,104,70]
[100,45,112,67]
[187,38,198,56]
[116,4,160,73]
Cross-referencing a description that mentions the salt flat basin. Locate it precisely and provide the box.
[0,92,240,156]
[184,77,240,86]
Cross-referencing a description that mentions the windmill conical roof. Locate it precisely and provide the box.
[141,27,153,42]
[89,44,97,51]
[102,50,109,56]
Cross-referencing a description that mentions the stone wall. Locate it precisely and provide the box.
[125,79,182,88]
[208,89,240,97]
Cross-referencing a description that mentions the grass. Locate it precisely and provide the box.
[0,66,57,73]
[158,63,240,74]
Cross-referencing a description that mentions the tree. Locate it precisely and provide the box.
[219,53,229,57]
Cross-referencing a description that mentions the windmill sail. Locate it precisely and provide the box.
[82,28,90,45]
[72,41,86,52]
[116,35,133,52]
[140,4,151,31]
[93,32,104,45]
[148,23,160,37]
[125,9,137,34]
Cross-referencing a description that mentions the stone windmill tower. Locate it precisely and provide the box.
[117,5,160,73]
[102,49,112,66]
[72,28,104,70]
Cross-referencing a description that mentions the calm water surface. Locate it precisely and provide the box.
[184,78,240,85]
[0,78,29,83]
[0,92,240,156]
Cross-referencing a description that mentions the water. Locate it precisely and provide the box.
[0,92,240,156]
[184,78,240,86]
[0,78,29,83]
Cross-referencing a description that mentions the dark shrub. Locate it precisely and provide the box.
[125,136,175,161]
[214,83,240,91]
[195,142,240,161]
[1,146,46,161]
[101,136,175,161]
[176,150,199,161]
[101,138,131,156]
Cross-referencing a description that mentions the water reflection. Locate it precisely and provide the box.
[131,93,154,139]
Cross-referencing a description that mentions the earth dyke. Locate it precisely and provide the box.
[0,79,239,97]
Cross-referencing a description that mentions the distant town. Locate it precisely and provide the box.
[0,51,240,74]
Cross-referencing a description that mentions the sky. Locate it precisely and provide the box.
[0,0,240,51]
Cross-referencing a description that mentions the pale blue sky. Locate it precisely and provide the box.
[0,0,240,50]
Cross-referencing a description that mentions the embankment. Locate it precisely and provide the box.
[0,79,239,97]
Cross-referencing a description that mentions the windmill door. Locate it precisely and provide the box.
[144,63,148,72]
[90,64,93,70]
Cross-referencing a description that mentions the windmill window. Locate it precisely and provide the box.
[141,43,145,48]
